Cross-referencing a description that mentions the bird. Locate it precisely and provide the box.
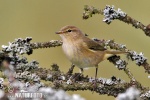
[56,25,128,87]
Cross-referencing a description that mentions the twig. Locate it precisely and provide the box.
[124,68,135,81]
[83,5,150,36]
[31,40,63,49]
[67,64,75,75]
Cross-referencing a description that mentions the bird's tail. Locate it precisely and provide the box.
[105,50,128,55]
[103,50,129,60]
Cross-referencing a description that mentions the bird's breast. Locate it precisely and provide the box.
[62,41,78,60]
[62,41,102,68]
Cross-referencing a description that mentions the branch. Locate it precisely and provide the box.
[6,64,150,98]
[1,37,150,100]
[2,37,150,74]
[83,5,150,37]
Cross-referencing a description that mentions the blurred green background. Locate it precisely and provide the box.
[0,0,150,100]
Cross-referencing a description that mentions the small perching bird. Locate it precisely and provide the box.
[56,25,128,85]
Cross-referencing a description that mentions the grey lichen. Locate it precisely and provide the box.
[0,78,4,89]
[129,51,147,66]
[2,37,33,55]
[39,87,85,100]
[103,5,126,24]
[115,59,127,70]
[116,87,140,100]
[140,90,150,99]
[107,55,127,70]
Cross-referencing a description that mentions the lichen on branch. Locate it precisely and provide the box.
[83,5,150,37]
[0,37,150,100]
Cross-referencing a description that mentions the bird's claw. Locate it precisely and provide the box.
[92,79,97,93]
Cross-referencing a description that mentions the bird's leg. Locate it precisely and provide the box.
[93,66,98,91]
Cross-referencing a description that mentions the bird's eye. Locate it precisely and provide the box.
[67,29,72,32]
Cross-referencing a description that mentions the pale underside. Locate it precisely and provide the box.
[62,39,112,68]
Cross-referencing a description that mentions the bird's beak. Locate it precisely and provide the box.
[55,31,63,34]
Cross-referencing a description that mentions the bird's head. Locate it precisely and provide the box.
[55,25,84,41]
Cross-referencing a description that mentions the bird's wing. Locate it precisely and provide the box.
[82,37,106,51]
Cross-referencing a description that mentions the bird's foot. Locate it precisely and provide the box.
[92,79,97,93]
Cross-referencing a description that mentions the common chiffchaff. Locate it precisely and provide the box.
[56,25,128,81]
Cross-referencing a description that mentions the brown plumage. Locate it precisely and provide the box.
[56,25,128,87]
